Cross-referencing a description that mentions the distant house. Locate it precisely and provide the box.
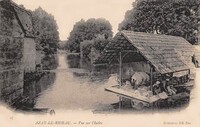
[94,31,196,79]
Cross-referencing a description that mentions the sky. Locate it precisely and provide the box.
[14,0,134,40]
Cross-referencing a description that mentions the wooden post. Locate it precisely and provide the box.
[150,66,154,110]
[194,55,197,67]
[119,51,122,110]
[119,52,122,87]
[150,66,153,92]
[90,48,94,76]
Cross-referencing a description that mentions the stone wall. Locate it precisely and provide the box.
[0,1,24,104]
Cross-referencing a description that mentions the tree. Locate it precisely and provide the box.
[92,34,110,52]
[119,0,200,44]
[81,35,111,58]
[32,7,60,70]
[32,7,60,55]
[67,18,113,52]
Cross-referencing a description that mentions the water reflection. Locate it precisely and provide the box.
[66,54,110,80]
[12,53,192,112]
[66,54,81,68]
[15,72,56,110]
[34,53,118,110]
[63,53,191,112]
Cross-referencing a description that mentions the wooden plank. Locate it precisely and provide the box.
[105,86,151,103]
[170,92,189,100]
[105,50,138,53]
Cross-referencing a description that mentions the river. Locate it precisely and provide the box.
[32,53,118,111]
[16,52,194,113]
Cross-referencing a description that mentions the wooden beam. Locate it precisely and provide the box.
[93,63,108,66]
[108,56,117,65]
[105,50,138,53]
[122,52,130,60]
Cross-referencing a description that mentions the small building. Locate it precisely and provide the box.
[94,31,196,109]
[95,31,196,79]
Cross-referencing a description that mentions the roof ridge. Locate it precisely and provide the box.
[10,0,31,15]
[120,30,185,40]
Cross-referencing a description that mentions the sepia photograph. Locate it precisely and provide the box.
[0,0,200,127]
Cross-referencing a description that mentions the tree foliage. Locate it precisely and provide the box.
[32,7,60,55]
[67,18,113,52]
[81,35,111,58]
[31,7,59,70]
[119,0,200,44]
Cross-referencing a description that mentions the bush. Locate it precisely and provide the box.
[42,55,58,70]
[66,54,80,68]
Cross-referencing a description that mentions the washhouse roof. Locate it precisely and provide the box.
[94,31,193,74]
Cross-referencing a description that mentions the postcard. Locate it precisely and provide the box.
[0,0,200,127]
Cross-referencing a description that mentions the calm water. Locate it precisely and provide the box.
[31,53,118,111]
[15,53,194,112]
[19,72,56,110]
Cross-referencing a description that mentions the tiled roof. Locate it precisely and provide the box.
[11,2,34,37]
[1,0,35,38]
[0,0,35,38]
[95,31,193,74]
